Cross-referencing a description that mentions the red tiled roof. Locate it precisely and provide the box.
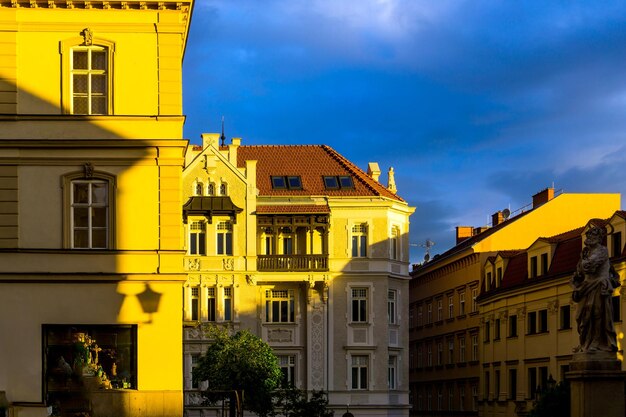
[236,145,404,201]
[549,235,582,276]
[256,205,330,214]
[499,252,528,290]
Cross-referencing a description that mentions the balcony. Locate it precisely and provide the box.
[257,254,328,272]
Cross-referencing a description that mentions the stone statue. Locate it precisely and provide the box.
[570,225,620,353]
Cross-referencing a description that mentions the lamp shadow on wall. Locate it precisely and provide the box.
[0,78,185,417]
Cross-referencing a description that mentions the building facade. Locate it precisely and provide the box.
[409,189,620,416]
[479,211,626,417]
[0,2,193,417]
[181,135,415,417]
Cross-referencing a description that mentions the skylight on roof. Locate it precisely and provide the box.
[271,176,302,190]
[323,175,354,190]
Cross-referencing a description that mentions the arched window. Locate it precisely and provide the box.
[219,183,227,196]
[207,183,215,196]
[195,182,203,196]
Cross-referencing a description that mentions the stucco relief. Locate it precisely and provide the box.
[310,308,325,389]
[267,329,293,343]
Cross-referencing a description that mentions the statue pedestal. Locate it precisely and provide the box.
[567,352,626,417]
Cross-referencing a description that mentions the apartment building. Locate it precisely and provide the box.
[181,135,415,417]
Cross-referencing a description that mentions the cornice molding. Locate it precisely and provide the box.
[0,0,191,11]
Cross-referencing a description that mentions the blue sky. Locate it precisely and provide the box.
[182,0,626,264]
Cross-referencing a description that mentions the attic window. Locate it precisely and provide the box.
[271,176,302,190]
[323,175,354,190]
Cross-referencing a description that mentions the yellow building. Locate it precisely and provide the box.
[408,189,620,417]
[0,1,193,417]
[181,135,415,417]
[479,211,626,417]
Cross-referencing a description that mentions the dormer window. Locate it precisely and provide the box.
[323,175,354,190]
[271,176,302,190]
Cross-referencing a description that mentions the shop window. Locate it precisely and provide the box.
[265,289,295,323]
[44,325,136,411]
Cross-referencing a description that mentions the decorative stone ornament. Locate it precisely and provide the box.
[83,162,94,179]
[81,28,93,46]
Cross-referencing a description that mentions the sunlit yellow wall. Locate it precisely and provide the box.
[0,2,193,416]
[475,193,620,252]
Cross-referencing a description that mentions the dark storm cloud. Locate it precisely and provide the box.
[184,1,626,261]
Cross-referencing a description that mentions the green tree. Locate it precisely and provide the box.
[193,327,282,417]
[275,384,334,417]
[527,380,570,417]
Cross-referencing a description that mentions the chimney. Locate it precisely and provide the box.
[532,187,555,208]
[456,226,473,245]
[387,167,397,193]
[492,211,504,226]
[367,162,381,182]
[228,137,241,165]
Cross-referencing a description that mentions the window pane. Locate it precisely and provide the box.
[91,96,107,115]
[281,300,288,322]
[73,51,88,69]
[208,298,216,322]
[91,74,107,94]
[352,299,359,321]
[73,183,89,204]
[323,176,338,189]
[73,207,89,227]
[73,97,89,114]
[73,74,89,94]
[352,236,358,257]
[339,176,354,188]
[191,299,199,321]
[217,234,224,254]
[272,301,279,322]
[92,229,107,248]
[190,233,197,255]
[225,233,233,255]
[352,367,359,389]
[360,235,367,256]
[359,300,367,322]
[360,367,367,389]
[271,176,286,189]
[74,230,89,248]
[198,232,206,255]
[224,298,232,321]
[92,51,107,70]
[92,207,107,227]
[91,183,108,204]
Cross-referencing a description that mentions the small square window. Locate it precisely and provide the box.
[338,176,354,188]
[287,176,302,189]
[323,176,339,189]
[271,176,287,189]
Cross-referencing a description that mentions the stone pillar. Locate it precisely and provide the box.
[567,352,626,417]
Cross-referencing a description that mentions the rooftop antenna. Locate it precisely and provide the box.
[220,116,226,147]
[420,239,435,262]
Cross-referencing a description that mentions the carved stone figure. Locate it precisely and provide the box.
[570,225,621,353]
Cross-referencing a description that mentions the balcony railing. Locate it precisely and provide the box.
[257,254,328,271]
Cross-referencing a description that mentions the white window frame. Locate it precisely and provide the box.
[459,291,466,315]
[350,287,369,323]
[351,223,368,257]
[278,354,296,386]
[70,45,110,115]
[390,225,400,260]
[70,179,110,249]
[223,286,233,321]
[216,221,233,255]
[388,289,397,325]
[265,289,295,323]
[388,355,397,390]
[189,220,207,255]
[350,354,369,390]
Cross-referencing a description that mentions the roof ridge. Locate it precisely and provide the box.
[320,145,405,202]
